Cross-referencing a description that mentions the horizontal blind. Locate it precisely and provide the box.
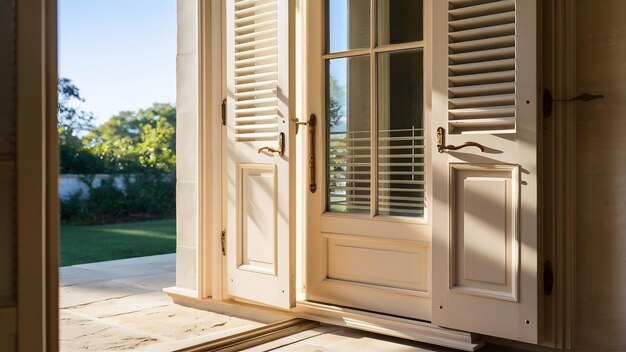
[377,128,425,217]
[328,130,371,213]
[447,0,517,134]
[233,0,279,142]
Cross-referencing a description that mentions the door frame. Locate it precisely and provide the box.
[16,0,59,350]
[539,0,576,350]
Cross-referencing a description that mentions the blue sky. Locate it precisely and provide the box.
[59,0,176,126]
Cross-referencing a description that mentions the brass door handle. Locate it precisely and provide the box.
[436,127,485,153]
[258,132,285,156]
[291,114,317,193]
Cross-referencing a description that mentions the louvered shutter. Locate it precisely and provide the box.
[225,0,295,309]
[432,0,539,343]
[232,0,280,142]
[447,0,517,134]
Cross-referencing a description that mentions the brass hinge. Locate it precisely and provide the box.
[544,261,554,295]
[221,229,226,256]
[221,98,227,126]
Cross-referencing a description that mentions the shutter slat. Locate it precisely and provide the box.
[449,70,515,87]
[449,0,515,20]
[235,114,277,123]
[448,58,515,75]
[235,123,278,131]
[449,35,515,53]
[449,94,515,108]
[449,82,515,98]
[449,47,515,64]
[449,11,515,32]
[449,106,515,119]
[449,23,515,43]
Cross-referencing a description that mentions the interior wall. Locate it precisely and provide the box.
[0,0,18,349]
[575,0,626,349]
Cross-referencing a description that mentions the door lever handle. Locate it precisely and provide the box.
[258,132,285,156]
[436,127,485,153]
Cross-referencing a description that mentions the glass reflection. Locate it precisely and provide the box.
[326,56,371,214]
[377,49,424,217]
[326,0,370,53]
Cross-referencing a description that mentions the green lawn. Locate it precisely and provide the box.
[61,219,176,266]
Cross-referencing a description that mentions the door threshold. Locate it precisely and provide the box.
[174,318,319,352]
[293,300,484,351]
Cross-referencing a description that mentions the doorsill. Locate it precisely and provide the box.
[293,301,483,351]
[164,290,483,351]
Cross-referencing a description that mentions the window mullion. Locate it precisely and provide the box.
[370,0,377,219]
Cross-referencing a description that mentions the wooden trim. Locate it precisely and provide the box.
[16,0,58,350]
[45,0,59,349]
[207,0,224,301]
[541,0,576,349]
[293,301,482,351]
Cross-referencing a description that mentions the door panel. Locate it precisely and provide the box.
[432,0,539,343]
[306,0,432,321]
[225,0,295,309]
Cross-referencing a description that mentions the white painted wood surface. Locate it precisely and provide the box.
[304,0,433,321]
[225,0,295,309]
[431,0,539,344]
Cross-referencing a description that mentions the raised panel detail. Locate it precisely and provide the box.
[239,164,277,275]
[324,234,428,293]
[464,178,507,285]
[451,164,518,301]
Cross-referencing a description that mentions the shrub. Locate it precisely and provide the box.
[60,172,175,225]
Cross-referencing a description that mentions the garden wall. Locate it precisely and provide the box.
[59,174,127,200]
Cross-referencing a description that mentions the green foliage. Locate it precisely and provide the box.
[328,76,345,128]
[85,103,176,173]
[58,78,111,174]
[57,78,177,224]
[60,174,175,225]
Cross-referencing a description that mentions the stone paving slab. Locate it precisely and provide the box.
[60,254,263,351]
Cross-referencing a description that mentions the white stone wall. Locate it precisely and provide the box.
[176,0,200,292]
[58,174,128,200]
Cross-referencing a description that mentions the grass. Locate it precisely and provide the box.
[61,219,176,266]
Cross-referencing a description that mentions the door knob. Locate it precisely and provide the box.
[436,127,486,153]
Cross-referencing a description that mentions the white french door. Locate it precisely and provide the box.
[305,0,433,320]
[225,0,295,309]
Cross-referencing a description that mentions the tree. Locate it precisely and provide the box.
[328,76,345,128]
[58,77,95,133]
[58,78,108,174]
[85,103,176,174]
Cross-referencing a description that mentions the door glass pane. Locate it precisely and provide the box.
[377,0,423,45]
[326,0,370,53]
[326,56,371,214]
[377,49,424,217]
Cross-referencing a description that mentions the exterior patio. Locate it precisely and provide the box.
[60,254,474,351]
